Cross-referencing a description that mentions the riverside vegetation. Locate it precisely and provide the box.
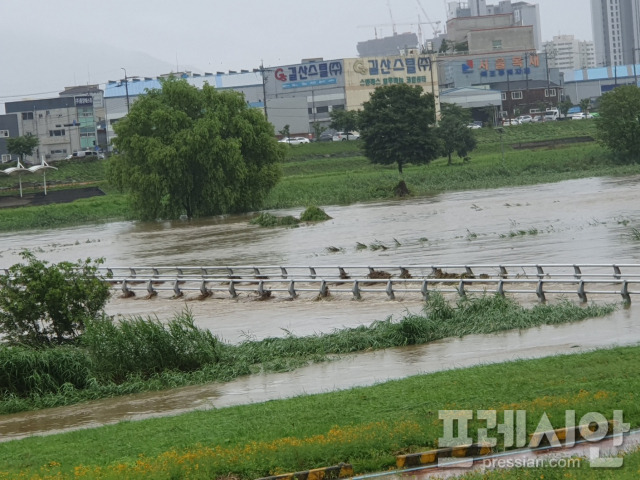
[0,293,615,414]
[1,120,639,231]
[1,343,638,479]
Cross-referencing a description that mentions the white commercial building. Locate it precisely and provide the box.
[543,35,596,70]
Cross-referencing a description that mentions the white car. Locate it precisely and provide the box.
[332,131,360,141]
[502,119,521,126]
[570,113,593,120]
[517,115,533,123]
[65,150,105,160]
[278,137,310,145]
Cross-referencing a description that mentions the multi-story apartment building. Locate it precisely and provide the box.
[446,0,542,50]
[543,35,596,70]
[591,0,640,66]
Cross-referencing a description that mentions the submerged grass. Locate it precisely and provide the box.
[1,342,639,479]
[0,294,616,414]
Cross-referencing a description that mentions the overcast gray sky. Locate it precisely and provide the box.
[0,0,591,111]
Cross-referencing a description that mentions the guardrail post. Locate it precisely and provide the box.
[107,268,113,277]
[465,266,474,277]
[497,280,505,296]
[352,280,361,300]
[200,267,208,276]
[288,280,297,299]
[499,265,508,277]
[319,280,328,297]
[369,267,376,275]
[129,267,136,278]
[229,281,238,298]
[226,267,234,276]
[280,267,288,278]
[121,279,132,296]
[153,267,160,278]
[253,267,261,277]
[573,265,582,279]
[200,280,209,296]
[457,280,466,297]
[339,267,348,278]
[621,281,631,303]
[613,265,622,279]
[400,267,410,278]
[421,279,429,301]
[577,280,587,302]
[536,280,546,302]
[309,267,317,279]
[146,279,156,296]
[386,280,395,300]
[177,267,184,278]
[258,281,265,296]
[173,280,182,297]
[536,265,544,277]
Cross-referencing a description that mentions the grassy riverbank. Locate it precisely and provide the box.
[1,341,637,479]
[0,294,615,415]
[1,121,638,231]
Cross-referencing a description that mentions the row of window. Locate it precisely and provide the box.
[0,130,9,137]
[501,89,557,101]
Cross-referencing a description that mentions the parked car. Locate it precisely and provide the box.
[502,119,521,126]
[517,115,533,123]
[316,132,334,142]
[65,150,105,160]
[332,131,360,141]
[543,109,560,121]
[466,121,482,129]
[570,112,593,120]
[278,137,310,145]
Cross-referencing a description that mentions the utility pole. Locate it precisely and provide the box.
[260,62,269,122]
[121,68,130,114]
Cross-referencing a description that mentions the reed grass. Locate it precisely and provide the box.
[0,294,615,414]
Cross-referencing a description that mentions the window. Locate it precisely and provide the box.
[331,104,345,111]
[0,130,9,137]
[308,108,313,114]
[22,112,34,120]
[49,129,66,137]
[492,39,503,50]
[1,154,11,163]
[501,92,507,101]
[545,89,557,97]
[315,106,329,114]
[511,91,523,100]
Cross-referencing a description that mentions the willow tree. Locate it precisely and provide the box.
[109,78,283,220]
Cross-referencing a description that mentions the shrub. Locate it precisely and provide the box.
[299,206,331,221]
[81,312,223,383]
[0,251,110,347]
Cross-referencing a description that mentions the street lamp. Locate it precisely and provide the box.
[121,68,130,114]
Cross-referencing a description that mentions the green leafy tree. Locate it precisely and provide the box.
[329,109,359,138]
[0,251,110,347]
[596,85,640,160]
[438,103,478,165]
[579,98,591,113]
[279,124,290,140]
[109,78,283,220]
[358,83,440,174]
[311,121,327,141]
[558,99,573,118]
[6,135,39,163]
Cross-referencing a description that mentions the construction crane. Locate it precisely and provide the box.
[415,0,442,37]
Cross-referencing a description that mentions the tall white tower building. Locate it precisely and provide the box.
[591,0,640,66]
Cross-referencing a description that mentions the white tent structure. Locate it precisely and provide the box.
[0,157,57,198]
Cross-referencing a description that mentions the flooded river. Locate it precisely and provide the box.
[0,176,639,441]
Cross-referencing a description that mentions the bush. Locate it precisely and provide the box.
[0,251,110,347]
[0,345,92,396]
[299,205,332,221]
[81,312,223,383]
[250,212,300,227]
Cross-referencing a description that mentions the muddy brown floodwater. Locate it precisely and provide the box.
[0,176,639,441]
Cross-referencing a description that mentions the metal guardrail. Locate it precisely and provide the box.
[91,264,640,303]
